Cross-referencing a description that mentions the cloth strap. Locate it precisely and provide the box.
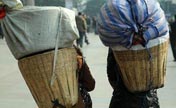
[50,7,62,86]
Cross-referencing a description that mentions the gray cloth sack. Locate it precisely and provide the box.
[1,6,79,59]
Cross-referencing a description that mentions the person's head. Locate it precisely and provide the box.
[78,12,82,16]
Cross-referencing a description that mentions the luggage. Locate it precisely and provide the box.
[98,0,168,48]
[18,48,78,108]
[1,6,79,59]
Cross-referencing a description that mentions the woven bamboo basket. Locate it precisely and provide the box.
[113,40,169,93]
[18,48,78,108]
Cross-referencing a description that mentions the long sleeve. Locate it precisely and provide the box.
[107,48,121,89]
[75,45,95,92]
[79,62,95,92]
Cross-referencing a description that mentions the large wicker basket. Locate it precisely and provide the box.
[113,40,169,93]
[18,48,78,108]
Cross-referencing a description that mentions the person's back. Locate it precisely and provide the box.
[75,12,87,47]
[75,13,86,33]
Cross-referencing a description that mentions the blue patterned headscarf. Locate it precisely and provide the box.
[98,0,169,48]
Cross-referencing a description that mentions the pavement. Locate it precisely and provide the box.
[0,33,176,108]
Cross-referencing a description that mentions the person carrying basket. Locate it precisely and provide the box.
[0,1,95,107]
[98,0,169,108]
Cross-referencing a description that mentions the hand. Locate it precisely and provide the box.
[77,55,83,69]
[132,34,145,46]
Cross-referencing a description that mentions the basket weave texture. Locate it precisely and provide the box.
[113,40,169,93]
[18,48,78,108]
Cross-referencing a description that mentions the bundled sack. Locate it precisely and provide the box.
[98,0,169,92]
[98,0,169,48]
[1,6,79,59]
[0,0,23,10]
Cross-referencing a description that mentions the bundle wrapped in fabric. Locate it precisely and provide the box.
[1,6,79,59]
[98,0,170,92]
[98,0,169,48]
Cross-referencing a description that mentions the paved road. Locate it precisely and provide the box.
[0,33,176,108]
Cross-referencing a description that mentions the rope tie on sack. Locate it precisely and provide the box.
[50,7,62,86]
[134,23,153,60]
[50,8,79,108]
[127,0,152,60]
[50,7,68,107]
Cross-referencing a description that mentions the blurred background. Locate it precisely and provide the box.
[20,0,176,20]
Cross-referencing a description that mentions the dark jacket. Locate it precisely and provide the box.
[169,21,176,60]
[74,46,95,108]
[76,15,87,33]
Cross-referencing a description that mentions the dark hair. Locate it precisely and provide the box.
[78,12,82,15]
